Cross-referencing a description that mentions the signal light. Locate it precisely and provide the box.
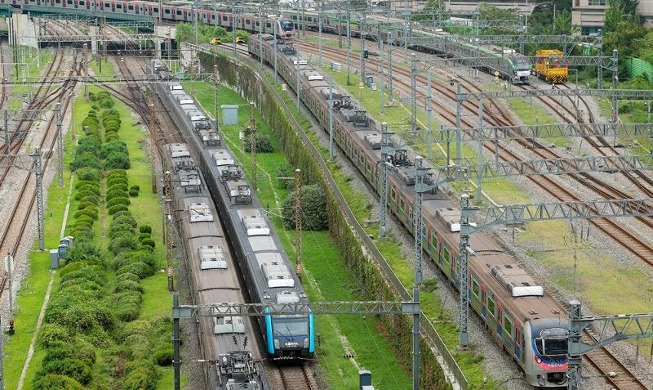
[363,50,369,59]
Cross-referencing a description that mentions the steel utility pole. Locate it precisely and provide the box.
[55,102,63,187]
[294,168,303,280]
[249,102,257,191]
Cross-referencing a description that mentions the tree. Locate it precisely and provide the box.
[281,184,328,231]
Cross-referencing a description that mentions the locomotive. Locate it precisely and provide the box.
[248,34,569,387]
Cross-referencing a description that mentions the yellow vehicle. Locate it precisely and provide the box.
[534,50,569,84]
[210,37,222,45]
[235,36,246,44]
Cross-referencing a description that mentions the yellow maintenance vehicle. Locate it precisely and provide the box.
[534,50,569,84]
[210,37,222,45]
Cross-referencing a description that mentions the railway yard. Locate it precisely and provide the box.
[0,5,651,390]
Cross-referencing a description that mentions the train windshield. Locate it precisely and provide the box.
[280,20,295,32]
[272,316,308,336]
[535,328,568,358]
[512,56,531,71]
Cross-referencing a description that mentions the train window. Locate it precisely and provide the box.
[443,247,450,264]
[503,315,513,338]
[164,8,170,15]
[55,0,61,4]
[515,326,521,346]
[176,10,182,16]
[471,280,480,297]
[390,187,396,202]
[223,15,228,22]
[153,6,158,12]
[246,19,251,25]
[487,296,495,316]
[430,231,438,252]
[399,198,405,213]
[116,3,121,9]
[421,223,426,239]
[66,0,72,5]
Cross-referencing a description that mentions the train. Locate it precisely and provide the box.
[283,9,532,84]
[149,60,315,361]
[163,142,263,389]
[3,0,295,38]
[534,49,569,84]
[9,0,564,84]
[248,33,569,387]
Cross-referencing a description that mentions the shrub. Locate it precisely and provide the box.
[100,141,128,159]
[139,225,152,234]
[152,345,173,366]
[116,261,153,279]
[108,183,129,193]
[106,188,129,200]
[75,188,100,200]
[37,324,72,348]
[115,272,141,283]
[130,184,140,192]
[80,195,100,205]
[75,167,100,182]
[70,152,101,171]
[75,136,101,156]
[113,290,143,322]
[122,360,160,390]
[64,242,104,264]
[108,204,129,215]
[115,279,143,293]
[39,358,92,385]
[109,234,140,255]
[112,210,133,220]
[129,189,139,197]
[74,208,98,221]
[32,374,85,390]
[112,214,137,228]
[103,152,131,170]
[107,196,130,209]
[140,238,155,248]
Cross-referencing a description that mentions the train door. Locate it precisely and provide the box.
[514,322,522,361]
[480,284,487,318]
[496,302,503,338]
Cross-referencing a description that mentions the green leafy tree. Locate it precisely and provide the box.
[281,184,328,231]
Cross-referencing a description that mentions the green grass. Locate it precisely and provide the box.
[185,81,413,388]
[3,87,184,389]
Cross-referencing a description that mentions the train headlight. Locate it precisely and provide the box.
[535,357,542,364]
[274,339,280,349]
[304,338,309,347]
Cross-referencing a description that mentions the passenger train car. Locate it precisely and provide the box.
[4,0,295,38]
[162,142,262,389]
[249,34,568,387]
[150,60,315,360]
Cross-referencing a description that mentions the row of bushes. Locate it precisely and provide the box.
[33,92,167,389]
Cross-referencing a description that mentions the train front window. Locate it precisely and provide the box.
[280,20,294,32]
[272,317,308,336]
[535,328,568,358]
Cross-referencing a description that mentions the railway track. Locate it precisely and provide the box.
[265,362,318,390]
[292,39,651,389]
[0,47,82,292]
